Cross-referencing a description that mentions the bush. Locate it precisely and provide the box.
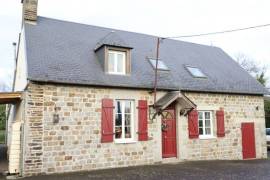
[265,100,270,128]
[0,105,6,130]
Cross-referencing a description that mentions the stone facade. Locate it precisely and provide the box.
[23,83,164,176]
[21,82,267,176]
[24,83,44,176]
[179,92,267,160]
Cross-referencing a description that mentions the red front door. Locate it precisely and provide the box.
[162,106,177,158]
[241,122,256,159]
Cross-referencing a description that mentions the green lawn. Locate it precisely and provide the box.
[0,130,5,144]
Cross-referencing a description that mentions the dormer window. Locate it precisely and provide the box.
[108,50,126,74]
[94,32,132,75]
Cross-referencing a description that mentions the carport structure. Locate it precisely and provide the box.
[0,92,21,104]
[0,92,22,175]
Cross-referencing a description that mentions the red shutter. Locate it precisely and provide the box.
[101,98,114,143]
[216,110,225,137]
[188,110,199,139]
[137,100,148,141]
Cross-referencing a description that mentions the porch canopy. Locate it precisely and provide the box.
[0,92,22,104]
[155,91,196,115]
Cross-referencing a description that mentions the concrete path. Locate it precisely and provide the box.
[16,159,270,180]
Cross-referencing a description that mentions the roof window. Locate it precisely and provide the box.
[186,66,207,78]
[149,59,169,71]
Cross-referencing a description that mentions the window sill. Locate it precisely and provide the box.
[199,135,216,140]
[114,140,137,144]
[107,72,127,76]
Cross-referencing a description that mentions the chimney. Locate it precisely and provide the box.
[22,0,38,22]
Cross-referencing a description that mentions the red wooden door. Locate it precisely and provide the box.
[241,123,256,159]
[162,106,177,158]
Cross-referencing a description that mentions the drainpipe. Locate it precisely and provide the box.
[12,42,17,92]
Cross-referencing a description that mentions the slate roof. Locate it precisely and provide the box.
[24,17,268,95]
[94,31,133,51]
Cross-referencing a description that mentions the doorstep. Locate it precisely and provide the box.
[162,157,180,164]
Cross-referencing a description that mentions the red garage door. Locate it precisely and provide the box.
[241,123,256,159]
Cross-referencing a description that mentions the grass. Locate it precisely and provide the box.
[0,130,5,144]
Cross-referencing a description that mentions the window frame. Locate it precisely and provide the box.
[148,58,169,71]
[108,50,126,75]
[114,99,135,143]
[185,65,207,78]
[198,111,214,139]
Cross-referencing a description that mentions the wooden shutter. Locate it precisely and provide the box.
[101,98,114,143]
[216,110,225,137]
[188,110,199,139]
[137,100,148,141]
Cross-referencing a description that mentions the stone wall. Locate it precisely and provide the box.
[23,83,164,175]
[22,82,267,176]
[23,83,44,176]
[180,92,267,160]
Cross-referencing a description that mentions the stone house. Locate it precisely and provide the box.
[1,0,269,177]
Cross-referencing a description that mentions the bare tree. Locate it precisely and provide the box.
[234,53,268,86]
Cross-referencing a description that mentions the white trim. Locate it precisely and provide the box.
[199,135,216,139]
[114,100,136,144]
[108,50,126,75]
[198,111,214,138]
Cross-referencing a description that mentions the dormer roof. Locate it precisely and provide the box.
[94,31,133,51]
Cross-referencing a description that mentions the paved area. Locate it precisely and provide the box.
[0,144,7,173]
[14,159,270,180]
[0,144,7,180]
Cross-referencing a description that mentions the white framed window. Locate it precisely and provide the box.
[108,50,126,75]
[198,111,214,138]
[114,100,135,143]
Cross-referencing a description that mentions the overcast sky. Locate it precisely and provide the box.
[0,0,270,89]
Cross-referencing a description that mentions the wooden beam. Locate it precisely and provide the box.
[0,92,22,104]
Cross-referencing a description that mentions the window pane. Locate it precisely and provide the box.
[108,52,115,72]
[115,113,122,126]
[199,112,203,119]
[116,101,122,114]
[199,128,203,135]
[205,112,210,119]
[125,114,131,125]
[115,126,122,139]
[117,53,124,73]
[186,66,206,78]
[125,127,131,138]
[149,59,169,71]
[205,128,211,135]
[199,119,203,127]
[205,120,210,127]
[125,101,131,113]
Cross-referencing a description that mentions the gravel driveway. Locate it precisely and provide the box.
[13,159,270,180]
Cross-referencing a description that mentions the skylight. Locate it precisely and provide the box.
[186,66,207,78]
[149,59,169,71]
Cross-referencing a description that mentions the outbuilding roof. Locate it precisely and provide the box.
[24,17,268,95]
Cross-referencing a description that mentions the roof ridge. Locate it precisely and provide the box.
[36,16,220,49]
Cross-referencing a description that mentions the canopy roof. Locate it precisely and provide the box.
[155,91,196,113]
[0,92,22,104]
